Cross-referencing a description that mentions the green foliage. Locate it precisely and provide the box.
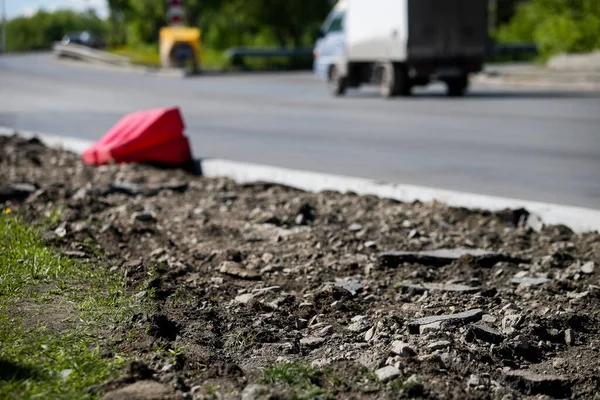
[0,215,140,398]
[497,0,600,59]
[5,9,106,52]
[260,363,335,400]
[108,0,333,50]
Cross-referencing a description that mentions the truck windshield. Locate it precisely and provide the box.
[322,11,345,34]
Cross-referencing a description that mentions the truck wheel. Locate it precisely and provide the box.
[380,62,396,98]
[380,63,411,98]
[328,66,347,97]
[446,76,469,97]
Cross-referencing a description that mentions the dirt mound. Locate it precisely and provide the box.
[2,134,600,399]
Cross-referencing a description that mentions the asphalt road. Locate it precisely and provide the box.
[1,53,600,209]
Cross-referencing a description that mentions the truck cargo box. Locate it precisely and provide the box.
[346,0,487,62]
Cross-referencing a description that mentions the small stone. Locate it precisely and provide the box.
[349,223,363,232]
[134,291,147,299]
[347,315,371,333]
[124,259,143,269]
[581,262,595,274]
[100,380,180,400]
[565,329,574,346]
[379,248,525,268]
[510,276,550,286]
[482,314,497,324]
[467,374,491,389]
[408,309,483,334]
[235,293,255,304]
[335,279,364,296]
[300,337,325,348]
[391,341,416,357]
[398,282,480,294]
[331,300,344,310]
[161,363,174,373]
[502,314,523,333]
[54,224,67,238]
[364,241,377,249]
[364,326,376,342]
[427,340,451,351]
[375,365,400,383]
[131,212,156,223]
[64,250,87,258]
[553,358,567,369]
[419,321,443,335]
[316,325,333,337]
[219,261,260,280]
[525,213,544,232]
[58,369,73,378]
[408,229,419,239]
[150,248,166,257]
[261,253,274,264]
[241,384,271,400]
[402,220,413,228]
[467,324,504,344]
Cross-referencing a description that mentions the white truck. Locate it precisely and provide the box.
[313,0,489,97]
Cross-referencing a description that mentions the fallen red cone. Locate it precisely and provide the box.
[82,107,192,166]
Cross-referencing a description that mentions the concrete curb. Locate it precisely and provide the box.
[473,74,600,91]
[1,127,599,233]
[54,57,191,78]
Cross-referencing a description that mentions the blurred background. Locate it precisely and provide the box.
[2,0,598,69]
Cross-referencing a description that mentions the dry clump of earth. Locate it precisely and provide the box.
[2,134,600,400]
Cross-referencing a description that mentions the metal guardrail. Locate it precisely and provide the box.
[490,42,538,57]
[225,47,313,66]
[52,42,129,66]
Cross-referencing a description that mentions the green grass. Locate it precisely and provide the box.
[109,44,230,70]
[111,43,161,67]
[0,214,140,399]
[260,363,335,400]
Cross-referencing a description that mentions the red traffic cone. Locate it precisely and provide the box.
[82,107,192,166]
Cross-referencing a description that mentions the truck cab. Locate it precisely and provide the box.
[314,0,488,98]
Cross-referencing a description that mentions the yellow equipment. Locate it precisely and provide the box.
[159,27,201,69]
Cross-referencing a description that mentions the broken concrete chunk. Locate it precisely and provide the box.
[348,223,363,232]
[408,309,483,334]
[419,321,443,335]
[503,370,571,397]
[347,315,372,333]
[525,213,545,233]
[398,282,481,294]
[502,314,524,334]
[379,248,525,268]
[375,365,400,383]
[510,276,550,286]
[300,336,325,348]
[335,278,364,296]
[100,380,181,400]
[219,261,261,280]
[467,324,504,344]
[391,341,416,357]
[581,261,595,274]
[0,183,37,202]
[234,293,255,304]
[427,340,451,351]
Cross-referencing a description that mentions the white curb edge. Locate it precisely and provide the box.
[2,126,599,233]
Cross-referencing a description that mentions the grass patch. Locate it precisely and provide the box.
[110,43,161,67]
[109,44,230,70]
[0,214,140,399]
[259,362,334,400]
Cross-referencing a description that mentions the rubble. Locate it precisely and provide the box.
[2,134,599,400]
[408,309,484,334]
